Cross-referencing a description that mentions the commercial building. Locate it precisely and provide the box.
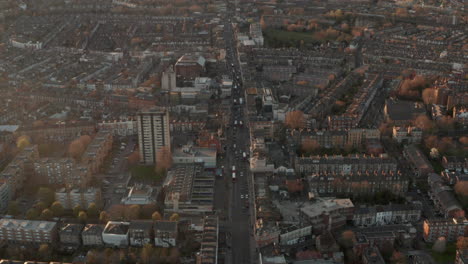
[102,221,130,247]
[154,221,177,247]
[164,164,214,213]
[129,220,153,247]
[172,145,217,169]
[423,217,468,242]
[300,198,354,234]
[0,218,58,244]
[137,108,171,165]
[82,224,104,246]
[55,188,102,209]
[295,154,397,175]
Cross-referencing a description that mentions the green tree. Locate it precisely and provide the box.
[50,201,64,217]
[169,213,180,222]
[40,208,53,220]
[78,211,88,223]
[7,201,19,216]
[152,211,162,221]
[37,187,55,206]
[26,208,39,220]
[73,205,83,217]
[87,203,99,219]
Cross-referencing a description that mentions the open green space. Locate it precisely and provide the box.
[130,165,164,182]
[264,29,323,48]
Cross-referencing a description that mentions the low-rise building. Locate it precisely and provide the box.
[81,130,113,174]
[59,223,84,246]
[82,224,104,246]
[403,145,434,178]
[55,188,101,209]
[0,218,57,244]
[279,224,312,246]
[98,119,137,136]
[102,221,130,247]
[442,156,467,172]
[392,126,422,144]
[172,145,217,169]
[423,217,468,242]
[197,215,219,264]
[353,204,421,227]
[129,220,153,247]
[121,185,155,205]
[300,198,354,234]
[154,221,177,247]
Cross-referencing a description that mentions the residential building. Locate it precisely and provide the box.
[98,119,137,136]
[0,146,38,198]
[161,65,176,91]
[353,204,421,227]
[154,221,177,247]
[0,180,11,213]
[295,154,397,175]
[121,185,155,205]
[137,108,171,165]
[59,224,84,246]
[384,99,426,126]
[164,164,214,213]
[197,215,219,264]
[55,188,102,209]
[249,23,264,46]
[423,217,468,242]
[175,54,205,79]
[172,145,217,169]
[102,221,130,247]
[428,173,465,218]
[307,170,408,196]
[16,123,95,143]
[0,218,58,244]
[34,158,78,185]
[455,249,468,264]
[392,126,422,144]
[362,247,385,264]
[300,198,354,234]
[403,145,434,177]
[442,156,467,172]
[129,220,153,247]
[82,224,104,246]
[81,130,113,174]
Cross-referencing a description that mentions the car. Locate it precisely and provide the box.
[241,195,245,199]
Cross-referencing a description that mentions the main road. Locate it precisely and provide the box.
[222,4,257,263]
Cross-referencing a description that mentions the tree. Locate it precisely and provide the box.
[457,237,468,250]
[73,205,83,217]
[87,203,99,219]
[38,244,51,261]
[454,181,468,207]
[414,115,434,131]
[156,146,173,171]
[169,213,180,222]
[141,244,155,264]
[7,201,19,216]
[50,201,64,217]
[141,204,157,219]
[390,250,407,264]
[16,135,31,150]
[285,111,305,129]
[338,230,356,249]
[26,208,39,220]
[35,201,47,212]
[37,187,55,207]
[68,135,92,160]
[301,139,320,154]
[422,88,437,105]
[152,211,162,221]
[432,237,447,253]
[40,209,53,220]
[99,211,109,223]
[78,211,88,223]
[127,150,140,166]
[125,205,141,220]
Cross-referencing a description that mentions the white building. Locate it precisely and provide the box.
[161,66,176,91]
[55,188,102,209]
[137,108,171,165]
[102,221,130,247]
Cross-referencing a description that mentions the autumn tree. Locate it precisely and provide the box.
[38,244,51,261]
[99,211,110,223]
[127,150,140,166]
[390,250,407,264]
[73,205,83,217]
[457,236,468,250]
[37,187,55,207]
[50,201,64,217]
[152,211,162,221]
[16,135,31,150]
[156,146,173,172]
[338,230,356,249]
[26,208,39,220]
[68,135,92,160]
[454,181,468,207]
[422,88,437,105]
[40,209,53,220]
[35,201,47,212]
[78,211,88,223]
[169,213,180,222]
[301,139,320,154]
[414,115,434,131]
[87,203,99,219]
[125,205,141,220]
[432,237,447,253]
[285,111,305,129]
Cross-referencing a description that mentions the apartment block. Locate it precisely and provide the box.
[55,188,102,209]
[0,218,58,244]
[154,221,177,247]
[300,198,354,234]
[137,108,171,165]
[423,217,468,242]
[81,130,113,174]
